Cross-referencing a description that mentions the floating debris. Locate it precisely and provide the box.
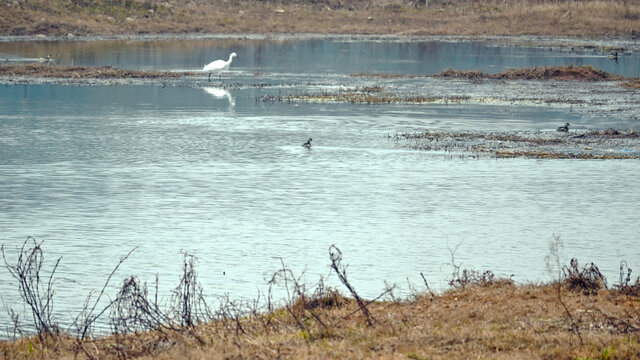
[261,88,470,104]
[351,73,422,79]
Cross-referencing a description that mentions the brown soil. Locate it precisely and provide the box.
[1,281,638,359]
[1,0,640,37]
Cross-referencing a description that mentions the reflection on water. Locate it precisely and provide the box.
[204,87,235,107]
[0,38,639,334]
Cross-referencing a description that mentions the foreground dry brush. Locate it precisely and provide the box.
[1,238,640,359]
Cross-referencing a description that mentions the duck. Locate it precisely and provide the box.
[607,51,618,61]
[302,138,312,148]
[38,54,53,63]
[556,122,570,132]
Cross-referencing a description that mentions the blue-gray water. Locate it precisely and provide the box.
[1,37,639,335]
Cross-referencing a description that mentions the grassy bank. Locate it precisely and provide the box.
[1,239,639,359]
[1,0,639,37]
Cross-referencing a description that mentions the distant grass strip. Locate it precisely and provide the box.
[0,64,193,79]
[1,0,639,37]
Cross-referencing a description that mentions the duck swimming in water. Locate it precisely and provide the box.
[302,138,312,148]
[557,122,570,132]
[38,55,53,63]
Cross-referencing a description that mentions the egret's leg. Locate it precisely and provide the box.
[208,73,211,82]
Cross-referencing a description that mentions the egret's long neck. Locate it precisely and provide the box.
[228,55,234,64]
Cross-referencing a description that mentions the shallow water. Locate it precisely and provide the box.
[1,36,639,76]
[0,38,639,336]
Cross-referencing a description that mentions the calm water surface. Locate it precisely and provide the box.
[1,38,639,334]
[1,36,639,76]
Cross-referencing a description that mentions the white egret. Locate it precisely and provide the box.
[203,52,237,82]
[302,138,312,148]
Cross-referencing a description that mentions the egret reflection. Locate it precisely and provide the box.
[203,87,235,106]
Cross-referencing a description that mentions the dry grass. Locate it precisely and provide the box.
[1,240,639,359]
[0,64,192,78]
[1,282,639,359]
[1,0,639,37]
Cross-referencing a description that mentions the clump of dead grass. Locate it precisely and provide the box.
[562,258,607,294]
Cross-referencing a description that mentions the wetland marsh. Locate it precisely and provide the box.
[0,36,639,355]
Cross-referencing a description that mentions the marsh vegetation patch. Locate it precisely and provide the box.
[434,65,625,81]
[0,64,193,79]
[393,129,640,159]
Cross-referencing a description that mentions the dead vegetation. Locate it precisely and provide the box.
[1,237,640,359]
[0,64,192,79]
[622,78,640,89]
[434,65,625,81]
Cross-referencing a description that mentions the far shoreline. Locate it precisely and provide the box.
[1,33,639,52]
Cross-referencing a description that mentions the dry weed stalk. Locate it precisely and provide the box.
[615,260,640,296]
[1,237,60,338]
[73,247,137,340]
[170,252,211,328]
[329,245,376,326]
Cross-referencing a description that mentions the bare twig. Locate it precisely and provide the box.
[329,245,375,326]
[74,247,137,340]
[420,272,436,297]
